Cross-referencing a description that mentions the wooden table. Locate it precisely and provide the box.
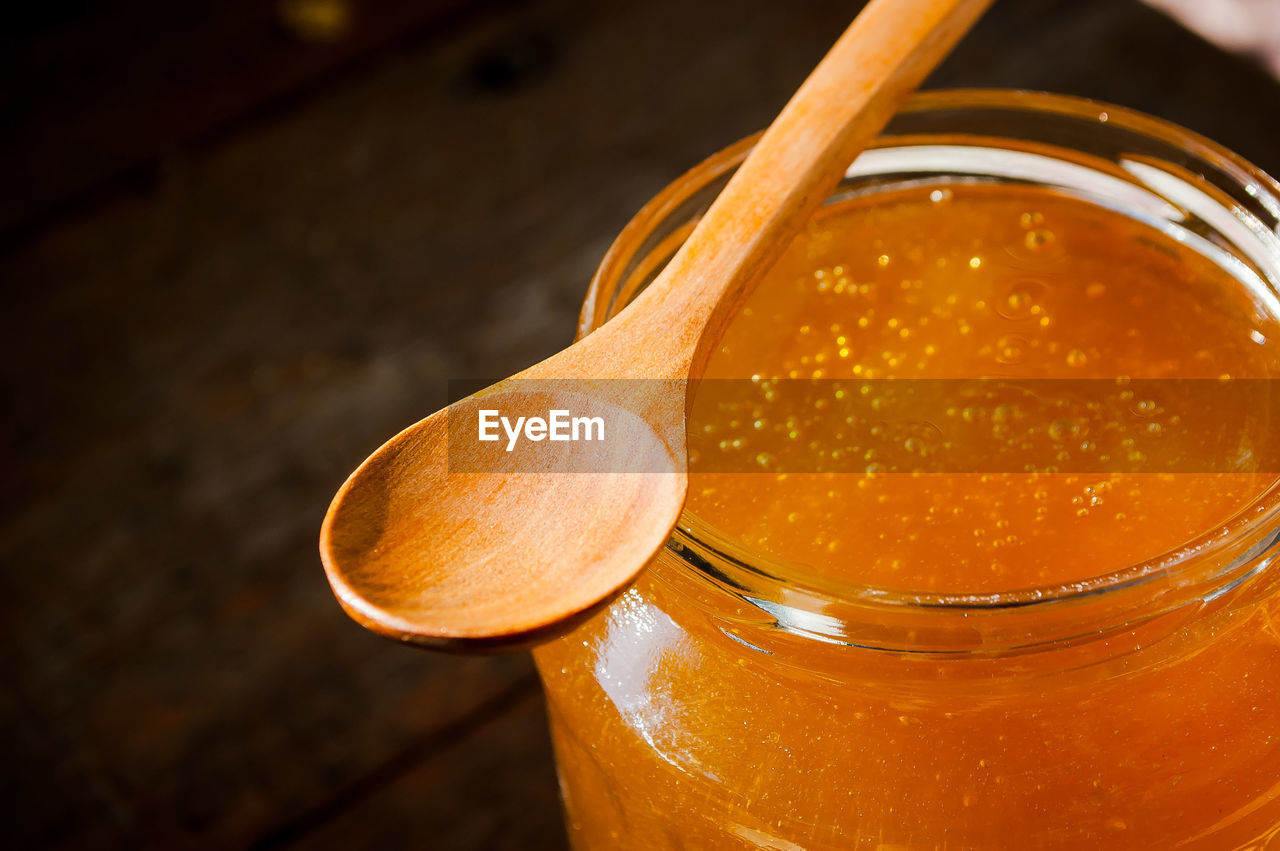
[3,0,1279,847]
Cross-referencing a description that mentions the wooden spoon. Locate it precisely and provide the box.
[321,0,993,650]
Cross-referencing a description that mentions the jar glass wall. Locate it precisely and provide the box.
[534,90,1280,849]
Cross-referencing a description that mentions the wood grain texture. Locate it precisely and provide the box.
[2,0,1279,847]
[0,0,497,243]
[283,684,564,851]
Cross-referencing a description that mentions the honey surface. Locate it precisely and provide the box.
[686,184,1280,591]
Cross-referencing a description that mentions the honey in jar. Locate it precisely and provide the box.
[534,92,1280,849]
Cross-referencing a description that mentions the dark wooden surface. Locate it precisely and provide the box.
[3,0,1280,847]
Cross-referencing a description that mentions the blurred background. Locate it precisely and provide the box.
[3,0,1280,847]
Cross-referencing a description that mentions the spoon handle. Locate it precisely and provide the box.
[620,0,994,378]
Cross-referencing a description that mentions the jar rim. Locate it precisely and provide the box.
[580,89,1280,629]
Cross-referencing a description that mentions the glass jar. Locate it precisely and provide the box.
[533,90,1280,849]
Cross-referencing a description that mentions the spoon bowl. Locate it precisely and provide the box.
[321,384,688,648]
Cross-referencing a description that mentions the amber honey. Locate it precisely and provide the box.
[684,183,1279,593]
[535,93,1280,849]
